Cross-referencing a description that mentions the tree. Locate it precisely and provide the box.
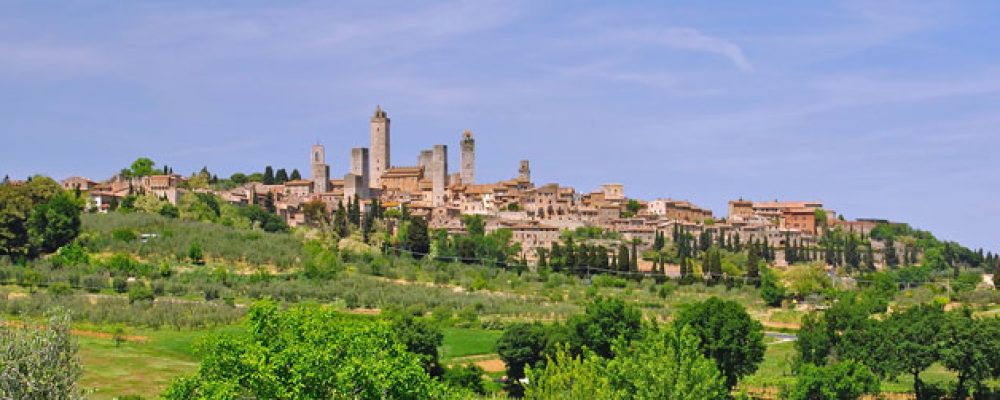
[274,168,289,183]
[785,360,879,400]
[759,266,786,307]
[525,326,727,400]
[26,192,81,254]
[263,165,275,185]
[566,297,643,359]
[388,313,444,376]
[159,203,180,218]
[497,322,551,384]
[405,217,430,257]
[673,297,765,389]
[939,309,1000,399]
[444,364,486,395]
[885,304,943,398]
[1,176,64,257]
[162,301,457,399]
[129,157,156,177]
[0,310,84,399]
[795,313,832,367]
[188,242,204,265]
[290,169,302,180]
[230,172,248,185]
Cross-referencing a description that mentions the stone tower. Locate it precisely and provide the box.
[350,147,370,198]
[417,149,433,173]
[460,130,475,185]
[310,144,329,193]
[369,105,390,189]
[431,145,448,206]
[518,159,530,182]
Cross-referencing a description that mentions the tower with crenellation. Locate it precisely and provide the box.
[460,130,475,184]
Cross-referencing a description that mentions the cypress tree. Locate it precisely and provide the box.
[290,169,302,180]
[263,166,275,185]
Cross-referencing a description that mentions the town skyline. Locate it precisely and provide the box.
[3,1,999,251]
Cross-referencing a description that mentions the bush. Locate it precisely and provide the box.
[785,360,879,400]
[112,228,138,242]
[444,364,486,395]
[112,277,128,293]
[48,282,73,296]
[128,284,155,304]
[188,243,204,265]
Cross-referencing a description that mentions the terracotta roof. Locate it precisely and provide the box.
[284,179,312,186]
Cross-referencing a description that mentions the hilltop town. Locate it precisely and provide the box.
[53,105,923,271]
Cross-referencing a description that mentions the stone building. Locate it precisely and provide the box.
[431,145,448,206]
[518,160,531,182]
[460,130,475,184]
[370,105,390,189]
[348,147,370,199]
[310,144,329,194]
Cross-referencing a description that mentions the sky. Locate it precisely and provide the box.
[1,1,998,251]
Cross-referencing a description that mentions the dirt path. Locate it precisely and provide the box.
[448,354,507,373]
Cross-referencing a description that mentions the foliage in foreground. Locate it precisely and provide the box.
[0,310,83,400]
[163,301,464,399]
[524,326,727,400]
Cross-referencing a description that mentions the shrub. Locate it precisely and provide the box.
[444,364,486,395]
[188,243,204,265]
[128,284,155,304]
[48,282,73,296]
[112,277,128,293]
[112,228,138,242]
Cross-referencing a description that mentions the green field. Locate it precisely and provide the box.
[440,327,503,364]
[77,325,243,399]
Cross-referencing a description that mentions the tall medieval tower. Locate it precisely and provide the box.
[460,130,475,184]
[310,144,329,193]
[518,159,531,182]
[370,105,390,189]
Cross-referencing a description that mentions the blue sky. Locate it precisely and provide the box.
[2,1,998,251]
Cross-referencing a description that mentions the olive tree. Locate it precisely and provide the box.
[0,310,83,399]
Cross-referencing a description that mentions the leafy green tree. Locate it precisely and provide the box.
[785,360,879,400]
[290,169,302,180]
[795,313,832,367]
[188,242,204,265]
[229,172,248,185]
[129,157,156,177]
[26,192,81,254]
[525,326,727,400]
[443,364,486,395]
[162,301,458,399]
[405,217,430,257]
[759,266,786,307]
[939,310,1000,399]
[497,322,551,384]
[127,284,155,304]
[387,313,444,376]
[158,203,180,218]
[566,297,643,359]
[673,296,765,389]
[0,310,83,399]
[0,176,64,257]
[885,304,943,398]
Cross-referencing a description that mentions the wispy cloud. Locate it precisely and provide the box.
[604,28,753,71]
